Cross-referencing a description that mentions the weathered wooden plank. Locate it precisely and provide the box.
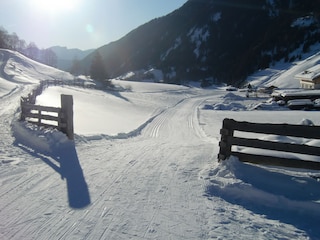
[223,118,320,139]
[232,152,320,170]
[229,136,320,156]
[22,103,61,113]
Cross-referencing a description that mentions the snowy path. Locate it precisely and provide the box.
[0,89,216,239]
[71,94,218,239]
[1,86,318,239]
[0,83,32,163]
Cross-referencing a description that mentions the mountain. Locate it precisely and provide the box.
[80,0,320,86]
[49,46,94,72]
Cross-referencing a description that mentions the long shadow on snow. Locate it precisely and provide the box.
[105,88,130,102]
[14,137,91,209]
[205,160,320,239]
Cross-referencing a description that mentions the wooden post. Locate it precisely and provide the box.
[20,98,26,121]
[38,110,42,125]
[218,118,234,161]
[60,94,74,140]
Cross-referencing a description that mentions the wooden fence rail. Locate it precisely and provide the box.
[21,102,62,124]
[218,118,320,170]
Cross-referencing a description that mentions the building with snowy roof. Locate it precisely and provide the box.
[295,64,320,89]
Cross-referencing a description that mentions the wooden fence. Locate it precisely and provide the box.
[218,118,320,170]
[20,79,95,104]
[21,94,74,140]
[19,78,93,140]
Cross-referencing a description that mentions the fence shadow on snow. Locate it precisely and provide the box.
[13,135,91,209]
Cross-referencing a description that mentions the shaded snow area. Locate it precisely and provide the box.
[1,49,320,240]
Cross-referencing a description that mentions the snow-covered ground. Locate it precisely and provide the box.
[1,48,320,239]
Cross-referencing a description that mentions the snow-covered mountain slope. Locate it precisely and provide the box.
[0,49,73,98]
[247,44,320,88]
[86,0,320,84]
[0,50,320,240]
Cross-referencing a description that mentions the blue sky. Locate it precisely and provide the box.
[1,0,188,50]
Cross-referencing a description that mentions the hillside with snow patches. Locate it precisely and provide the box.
[0,48,320,239]
[85,0,320,85]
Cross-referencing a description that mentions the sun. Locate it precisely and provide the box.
[32,0,77,13]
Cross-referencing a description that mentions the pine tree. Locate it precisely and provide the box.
[90,51,108,81]
[70,56,81,75]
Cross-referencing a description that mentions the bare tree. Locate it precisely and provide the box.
[25,42,39,60]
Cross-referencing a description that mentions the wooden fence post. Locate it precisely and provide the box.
[218,118,234,161]
[60,94,74,140]
[20,98,26,121]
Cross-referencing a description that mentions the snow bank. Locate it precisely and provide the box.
[12,121,70,154]
[205,154,320,238]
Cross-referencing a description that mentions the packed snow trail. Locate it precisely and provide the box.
[0,91,216,239]
[1,88,315,239]
[69,94,218,239]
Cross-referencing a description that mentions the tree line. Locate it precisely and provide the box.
[0,26,57,68]
[1,26,109,83]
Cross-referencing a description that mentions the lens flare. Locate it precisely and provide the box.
[86,24,94,33]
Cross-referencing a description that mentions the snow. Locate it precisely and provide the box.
[211,12,221,22]
[291,16,317,28]
[160,37,182,61]
[295,64,320,81]
[1,48,320,240]
[189,27,210,58]
[247,44,320,89]
[117,68,164,82]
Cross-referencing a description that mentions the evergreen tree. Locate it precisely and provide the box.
[90,51,108,81]
[0,27,9,49]
[70,56,81,75]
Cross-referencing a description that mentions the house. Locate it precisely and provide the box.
[295,64,320,89]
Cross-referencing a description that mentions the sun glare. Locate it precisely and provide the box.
[32,0,77,13]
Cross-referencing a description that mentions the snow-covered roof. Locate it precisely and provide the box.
[295,64,320,81]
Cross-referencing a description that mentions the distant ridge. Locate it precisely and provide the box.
[49,46,94,71]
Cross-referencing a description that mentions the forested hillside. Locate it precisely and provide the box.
[82,0,320,85]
